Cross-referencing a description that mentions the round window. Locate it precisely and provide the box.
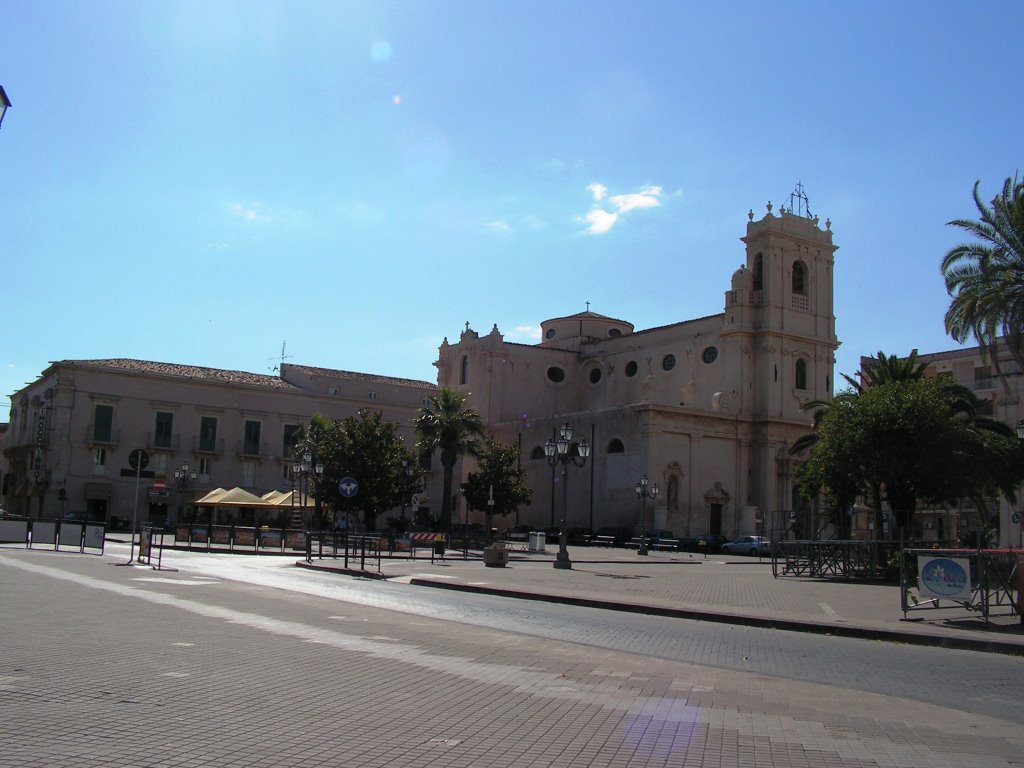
[608,328,621,337]
[702,346,719,364]
[545,328,556,339]
[546,366,565,383]
[589,368,602,384]
[662,354,676,371]
[625,361,638,377]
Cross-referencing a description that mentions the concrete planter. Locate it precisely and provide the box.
[483,547,509,567]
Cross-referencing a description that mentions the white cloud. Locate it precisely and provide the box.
[507,325,542,341]
[583,209,618,235]
[580,183,662,235]
[483,219,512,234]
[230,202,270,222]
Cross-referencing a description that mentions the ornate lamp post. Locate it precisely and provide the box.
[173,461,197,526]
[292,450,324,529]
[634,474,660,556]
[544,421,590,570]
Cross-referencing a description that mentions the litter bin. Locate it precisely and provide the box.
[433,538,446,557]
[528,530,546,553]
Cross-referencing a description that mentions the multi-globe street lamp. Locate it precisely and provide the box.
[173,461,197,526]
[634,474,660,556]
[544,422,590,570]
[292,450,324,529]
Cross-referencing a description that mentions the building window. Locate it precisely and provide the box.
[243,420,261,455]
[460,355,468,385]
[242,461,256,487]
[607,438,624,453]
[283,424,299,457]
[93,404,113,442]
[702,346,718,364]
[625,361,638,377]
[662,354,676,371]
[795,359,808,390]
[198,457,211,477]
[328,386,339,396]
[608,328,621,337]
[93,448,107,475]
[753,253,764,291]
[368,392,378,400]
[154,411,173,448]
[546,366,565,383]
[199,416,218,452]
[589,367,602,384]
[545,328,556,339]
[792,261,807,295]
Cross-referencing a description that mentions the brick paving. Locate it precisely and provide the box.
[1,546,1023,767]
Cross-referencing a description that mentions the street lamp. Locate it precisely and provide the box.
[173,461,197,526]
[292,449,324,530]
[543,421,590,570]
[0,86,11,130]
[634,474,660,556]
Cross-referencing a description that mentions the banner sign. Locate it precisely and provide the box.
[917,556,972,601]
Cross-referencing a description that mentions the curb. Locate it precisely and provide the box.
[408,577,1024,657]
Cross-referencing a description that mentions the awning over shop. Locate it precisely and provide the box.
[84,482,112,500]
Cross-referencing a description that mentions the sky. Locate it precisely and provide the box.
[3,1,1023,413]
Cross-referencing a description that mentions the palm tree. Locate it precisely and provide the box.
[941,175,1024,372]
[413,387,486,532]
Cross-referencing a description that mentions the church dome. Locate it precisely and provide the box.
[731,264,753,291]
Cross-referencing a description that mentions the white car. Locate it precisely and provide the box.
[721,535,771,556]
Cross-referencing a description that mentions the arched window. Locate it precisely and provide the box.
[795,358,808,390]
[459,355,468,385]
[792,261,807,295]
[753,252,764,291]
[606,438,624,453]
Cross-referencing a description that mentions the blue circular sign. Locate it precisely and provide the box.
[920,558,969,597]
[338,477,358,498]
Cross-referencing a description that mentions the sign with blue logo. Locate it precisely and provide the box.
[338,477,358,498]
[917,556,972,601]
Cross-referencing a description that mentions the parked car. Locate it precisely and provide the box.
[690,534,729,553]
[721,535,772,556]
[542,526,561,544]
[593,526,632,547]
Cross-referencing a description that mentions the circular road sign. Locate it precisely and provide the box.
[128,448,150,471]
[338,477,358,498]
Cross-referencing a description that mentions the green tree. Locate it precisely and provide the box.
[941,175,1024,372]
[461,438,533,539]
[794,376,1021,538]
[297,410,419,531]
[413,387,485,532]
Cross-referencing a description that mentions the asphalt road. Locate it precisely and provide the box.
[131,546,1024,722]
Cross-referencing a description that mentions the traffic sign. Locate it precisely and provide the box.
[1013,512,1021,525]
[338,477,358,498]
[128,449,149,471]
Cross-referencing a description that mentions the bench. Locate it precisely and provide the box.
[594,535,617,547]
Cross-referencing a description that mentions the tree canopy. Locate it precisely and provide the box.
[461,438,533,536]
[793,371,1022,536]
[413,387,485,531]
[941,175,1024,370]
[297,410,420,531]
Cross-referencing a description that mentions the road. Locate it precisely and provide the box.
[1,545,1022,767]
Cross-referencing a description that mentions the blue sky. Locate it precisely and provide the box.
[3,2,1023,412]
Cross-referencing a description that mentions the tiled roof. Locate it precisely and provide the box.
[283,363,437,389]
[59,359,300,390]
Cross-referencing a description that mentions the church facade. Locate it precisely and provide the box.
[437,205,839,539]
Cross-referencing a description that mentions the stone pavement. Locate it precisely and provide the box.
[299,546,1024,656]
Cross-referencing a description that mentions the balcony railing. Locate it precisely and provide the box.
[85,426,120,446]
[147,432,181,450]
[192,436,224,454]
[237,440,268,458]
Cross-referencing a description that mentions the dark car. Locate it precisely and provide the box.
[691,534,729,553]
[593,526,632,547]
[542,526,561,544]
[643,529,679,550]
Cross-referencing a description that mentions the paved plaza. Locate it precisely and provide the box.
[1,543,1022,767]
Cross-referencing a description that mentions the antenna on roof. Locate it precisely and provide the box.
[269,340,293,373]
[780,181,813,219]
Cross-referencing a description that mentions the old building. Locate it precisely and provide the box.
[437,204,839,539]
[2,360,438,528]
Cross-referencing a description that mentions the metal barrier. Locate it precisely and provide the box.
[0,517,105,555]
[304,531,452,571]
[772,540,907,580]
[173,524,306,553]
[900,548,1020,623]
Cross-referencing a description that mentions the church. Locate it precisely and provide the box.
[436,202,838,540]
